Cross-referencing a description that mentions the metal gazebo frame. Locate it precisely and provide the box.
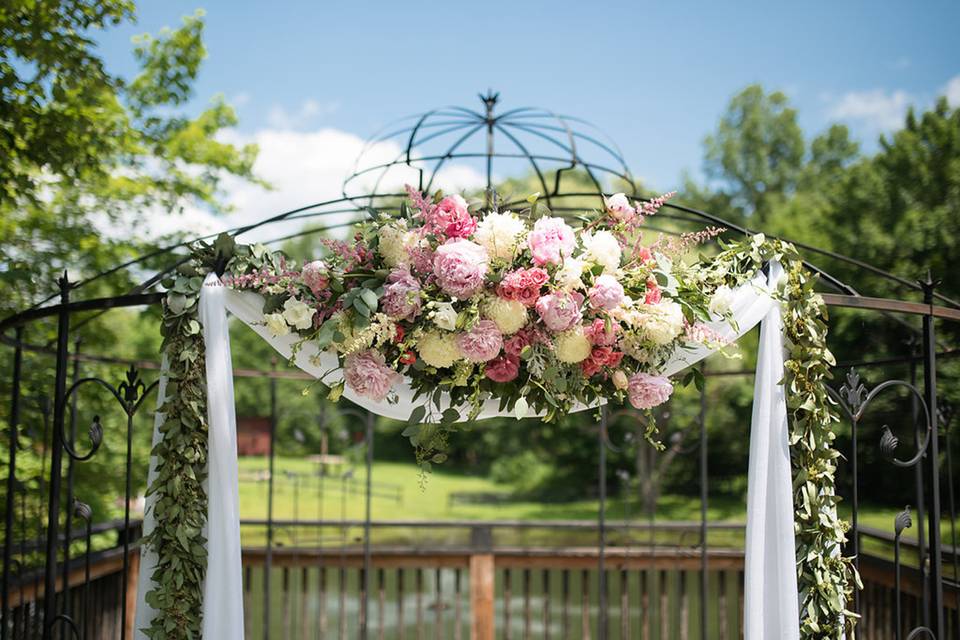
[1,92,958,639]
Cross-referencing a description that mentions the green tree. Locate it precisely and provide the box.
[1,1,261,316]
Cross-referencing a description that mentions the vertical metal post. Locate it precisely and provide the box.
[42,273,71,640]
[850,403,860,614]
[909,340,929,623]
[264,358,277,640]
[597,406,608,640]
[360,410,374,640]
[698,365,708,639]
[921,277,945,636]
[481,90,498,208]
[60,337,81,624]
[2,327,24,640]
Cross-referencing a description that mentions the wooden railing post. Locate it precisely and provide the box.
[469,554,494,640]
[125,549,140,639]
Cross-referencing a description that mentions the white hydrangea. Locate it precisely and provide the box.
[264,312,290,338]
[474,211,527,260]
[555,328,592,363]
[417,331,462,368]
[555,257,586,291]
[582,230,622,273]
[378,221,416,267]
[709,285,736,316]
[481,296,527,334]
[637,301,685,345]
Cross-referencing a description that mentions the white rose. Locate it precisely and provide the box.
[709,285,735,316]
[582,231,622,273]
[282,297,316,330]
[474,211,527,260]
[639,301,685,345]
[430,302,458,331]
[378,222,416,267]
[556,258,586,291]
[481,296,527,335]
[264,312,290,338]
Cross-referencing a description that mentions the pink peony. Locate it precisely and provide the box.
[497,267,549,307]
[527,217,575,265]
[627,373,673,410]
[456,319,503,363]
[535,291,584,332]
[427,194,477,239]
[644,278,662,305]
[381,269,422,321]
[344,350,402,402]
[588,274,625,311]
[433,239,489,298]
[584,318,620,346]
[485,354,520,383]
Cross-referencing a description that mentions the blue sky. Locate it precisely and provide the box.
[94,1,960,237]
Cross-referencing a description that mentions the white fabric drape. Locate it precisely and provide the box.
[136,265,799,639]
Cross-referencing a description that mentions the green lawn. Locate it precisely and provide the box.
[237,456,957,549]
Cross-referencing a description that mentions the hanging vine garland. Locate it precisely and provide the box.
[144,192,855,638]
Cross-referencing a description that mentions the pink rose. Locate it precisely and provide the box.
[381,269,422,321]
[644,278,662,305]
[344,350,402,402]
[584,318,620,346]
[627,373,673,410]
[581,346,624,377]
[535,291,584,332]
[456,319,503,363]
[527,217,575,265]
[588,274,625,311]
[433,239,489,298]
[503,325,548,356]
[497,267,549,307]
[637,247,654,264]
[427,194,477,239]
[485,354,520,383]
[604,193,636,221]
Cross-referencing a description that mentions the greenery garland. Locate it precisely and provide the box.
[145,233,854,638]
[708,236,857,637]
[141,235,234,639]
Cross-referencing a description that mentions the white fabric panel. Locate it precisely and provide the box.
[744,289,800,639]
[133,356,167,638]
[198,274,245,639]
[135,264,799,638]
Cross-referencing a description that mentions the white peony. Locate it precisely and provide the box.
[282,297,316,330]
[582,231,622,273]
[709,285,735,316]
[637,301,685,345]
[378,222,416,268]
[555,257,586,291]
[482,296,528,335]
[430,302,458,331]
[474,211,527,260]
[264,312,290,338]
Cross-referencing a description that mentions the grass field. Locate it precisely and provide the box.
[236,456,957,548]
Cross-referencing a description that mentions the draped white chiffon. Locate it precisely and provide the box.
[135,264,799,639]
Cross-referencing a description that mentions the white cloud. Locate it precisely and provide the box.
[266,99,340,130]
[944,74,960,106]
[827,88,913,132]
[138,125,486,245]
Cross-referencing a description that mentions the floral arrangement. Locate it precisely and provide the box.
[225,187,738,454]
